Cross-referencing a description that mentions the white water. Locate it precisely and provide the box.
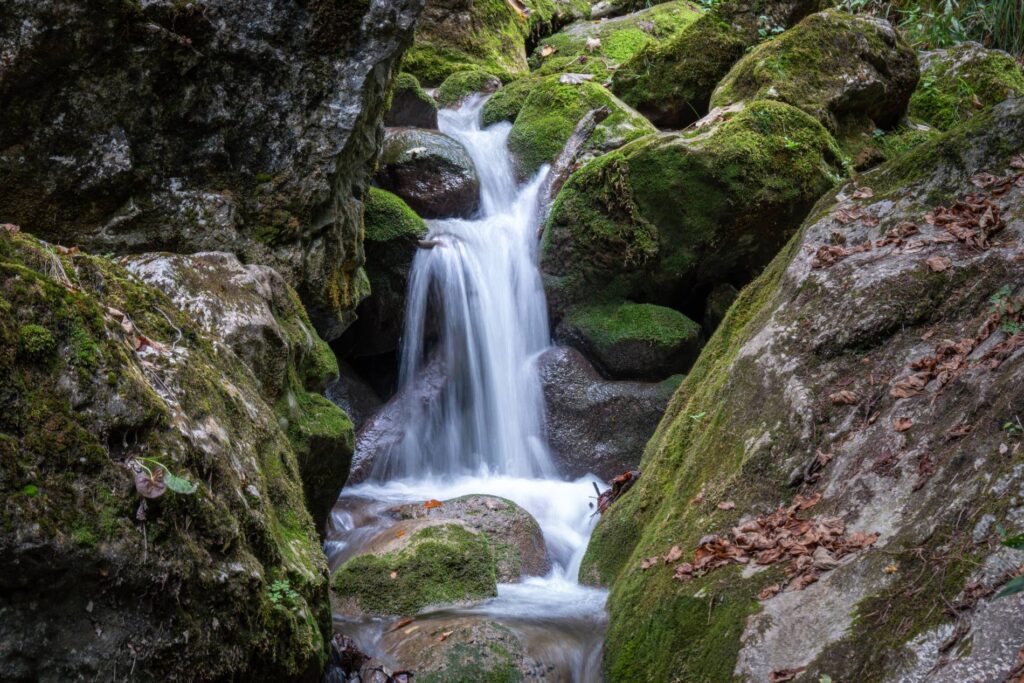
[328,96,608,681]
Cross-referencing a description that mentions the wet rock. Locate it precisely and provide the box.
[555,302,702,380]
[539,347,681,480]
[331,523,498,616]
[611,0,829,128]
[326,361,384,432]
[508,75,656,178]
[703,282,739,334]
[344,188,427,359]
[584,97,1024,681]
[909,42,1024,131]
[385,73,440,129]
[435,69,502,108]
[0,230,332,680]
[0,0,424,341]
[542,100,844,322]
[390,495,550,580]
[711,10,919,134]
[376,129,481,219]
[126,251,354,532]
[529,1,703,83]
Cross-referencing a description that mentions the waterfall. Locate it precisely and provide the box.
[371,95,556,481]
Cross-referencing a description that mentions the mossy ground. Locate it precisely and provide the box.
[332,524,498,615]
[566,301,700,349]
[482,76,541,127]
[363,186,428,243]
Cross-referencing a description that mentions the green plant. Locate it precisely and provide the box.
[18,324,55,357]
[995,528,1024,599]
[989,285,1023,333]
[268,578,302,609]
[128,456,198,498]
[1004,416,1023,437]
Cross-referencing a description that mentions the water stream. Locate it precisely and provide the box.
[327,96,608,681]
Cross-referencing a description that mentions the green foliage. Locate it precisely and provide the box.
[268,578,302,610]
[363,187,428,243]
[18,323,55,358]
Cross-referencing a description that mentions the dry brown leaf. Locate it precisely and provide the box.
[926,255,952,272]
[424,499,443,509]
[852,186,875,199]
[717,501,736,511]
[640,556,659,570]
[758,583,781,600]
[438,630,454,642]
[1,223,20,234]
[663,545,683,564]
[893,417,913,432]
[388,618,413,633]
[829,390,858,405]
[389,571,398,580]
[539,45,557,57]
[884,563,899,574]
[770,667,806,682]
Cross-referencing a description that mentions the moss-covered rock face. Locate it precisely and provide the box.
[541,100,844,320]
[909,42,1024,131]
[611,0,829,128]
[529,1,703,82]
[481,76,542,127]
[126,252,353,532]
[583,97,1024,682]
[436,69,503,107]
[332,523,498,616]
[556,301,701,380]
[345,188,428,358]
[508,75,657,177]
[376,128,481,219]
[0,230,333,680]
[385,72,440,129]
[711,10,919,134]
[0,0,422,341]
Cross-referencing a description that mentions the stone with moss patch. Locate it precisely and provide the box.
[541,100,845,320]
[508,75,656,177]
[376,128,481,219]
[583,96,1024,682]
[0,230,333,680]
[385,72,439,129]
[909,41,1024,131]
[556,301,702,380]
[332,524,497,616]
[436,69,503,107]
[529,1,703,83]
[711,10,919,134]
[481,76,541,127]
[611,0,828,128]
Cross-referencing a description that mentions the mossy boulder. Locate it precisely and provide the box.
[541,100,845,321]
[529,1,704,82]
[611,0,829,128]
[126,251,353,532]
[376,128,481,219]
[436,69,503,107]
[344,187,428,358]
[331,523,497,616]
[711,10,919,134]
[582,96,1024,682]
[481,76,542,126]
[385,72,439,129]
[0,230,334,680]
[909,41,1024,131]
[388,495,550,580]
[508,75,657,177]
[556,301,702,380]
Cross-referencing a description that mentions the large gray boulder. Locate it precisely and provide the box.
[539,347,681,480]
[376,128,481,219]
[0,0,424,340]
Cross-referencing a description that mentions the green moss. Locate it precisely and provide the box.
[507,75,656,176]
[529,1,703,82]
[436,69,502,107]
[18,323,55,358]
[481,77,540,127]
[332,524,498,615]
[567,302,700,348]
[611,11,749,127]
[363,187,428,243]
[909,43,1024,131]
[418,638,525,683]
[542,99,844,311]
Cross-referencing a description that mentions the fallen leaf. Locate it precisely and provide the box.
[829,390,858,405]
[770,666,807,682]
[640,556,659,570]
[389,571,398,580]
[884,563,899,574]
[438,630,454,642]
[689,486,706,505]
[423,499,444,509]
[1,223,20,234]
[388,618,413,633]
[758,583,781,600]
[673,562,694,581]
[539,44,557,57]
[852,186,874,199]
[717,501,736,511]
[395,529,406,538]
[926,255,952,272]
[893,417,913,432]
[664,545,683,564]
[133,467,166,499]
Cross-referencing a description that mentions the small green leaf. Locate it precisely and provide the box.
[22,484,38,496]
[996,575,1024,599]
[689,412,707,421]
[1002,533,1024,550]
[164,470,197,495]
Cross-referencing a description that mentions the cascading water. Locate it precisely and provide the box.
[327,95,608,682]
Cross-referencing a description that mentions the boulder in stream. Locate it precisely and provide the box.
[376,128,481,219]
[385,73,440,129]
